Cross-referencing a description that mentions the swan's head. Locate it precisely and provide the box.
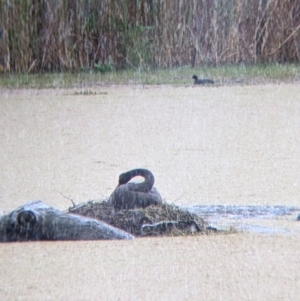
[118,172,132,186]
[116,169,153,188]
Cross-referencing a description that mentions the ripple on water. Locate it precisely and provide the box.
[182,205,300,234]
[185,205,300,219]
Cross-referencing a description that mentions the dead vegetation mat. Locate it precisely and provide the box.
[69,200,209,237]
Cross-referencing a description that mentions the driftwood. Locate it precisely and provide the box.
[70,200,207,237]
[0,201,134,242]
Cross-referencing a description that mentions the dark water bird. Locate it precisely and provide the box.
[109,168,162,210]
[192,75,214,85]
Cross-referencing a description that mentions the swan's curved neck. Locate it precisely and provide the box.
[118,169,155,192]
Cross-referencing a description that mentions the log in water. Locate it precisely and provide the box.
[0,201,134,242]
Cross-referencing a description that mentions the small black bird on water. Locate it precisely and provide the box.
[192,75,214,85]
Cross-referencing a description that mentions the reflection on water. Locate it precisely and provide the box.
[183,205,300,234]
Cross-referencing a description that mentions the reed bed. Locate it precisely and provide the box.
[0,0,299,73]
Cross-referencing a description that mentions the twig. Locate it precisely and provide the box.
[55,190,76,207]
[173,194,183,204]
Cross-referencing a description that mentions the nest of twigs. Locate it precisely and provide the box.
[69,200,208,237]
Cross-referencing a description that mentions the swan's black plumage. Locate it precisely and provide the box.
[192,75,214,85]
[109,169,162,210]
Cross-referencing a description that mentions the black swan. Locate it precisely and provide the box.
[109,169,162,210]
[192,75,214,85]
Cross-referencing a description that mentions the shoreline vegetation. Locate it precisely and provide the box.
[0,1,299,74]
[0,63,299,89]
[1,1,299,88]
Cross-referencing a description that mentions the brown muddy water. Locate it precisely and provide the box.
[1,84,300,300]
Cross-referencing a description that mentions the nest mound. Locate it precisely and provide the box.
[69,200,208,237]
